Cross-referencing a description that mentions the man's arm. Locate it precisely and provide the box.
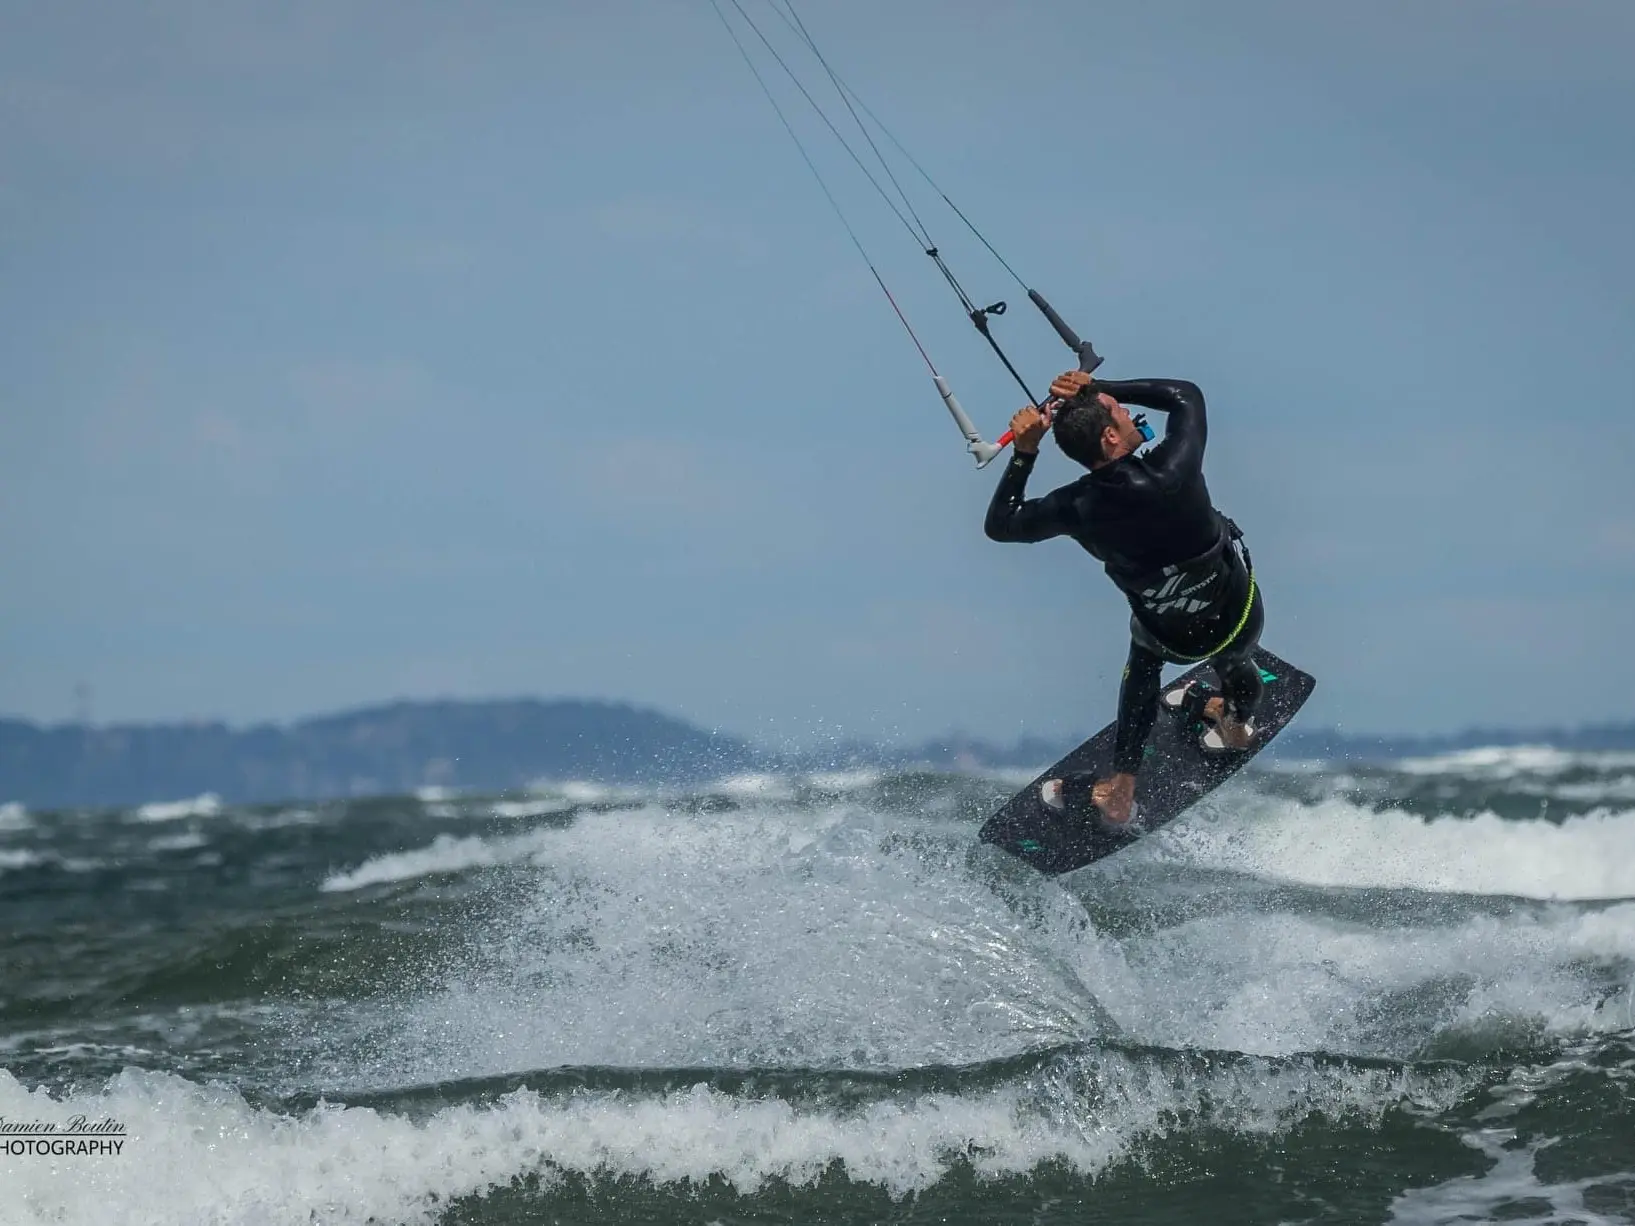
[984,448,1078,542]
[1095,377,1207,484]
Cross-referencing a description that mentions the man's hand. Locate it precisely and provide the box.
[1008,405,1049,455]
[1049,370,1093,401]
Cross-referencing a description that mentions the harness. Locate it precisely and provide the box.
[1111,515,1257,662]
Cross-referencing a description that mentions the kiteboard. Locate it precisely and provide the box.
[978,647,1315,876]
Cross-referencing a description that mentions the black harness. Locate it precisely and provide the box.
[1106,514,1253,647]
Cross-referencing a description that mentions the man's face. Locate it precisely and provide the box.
[1101,394,1146,457]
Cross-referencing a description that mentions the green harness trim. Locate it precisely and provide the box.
[1157,570,1258,664]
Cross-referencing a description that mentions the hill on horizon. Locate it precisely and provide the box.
[2,696,1632,810]
[0,698,755,810]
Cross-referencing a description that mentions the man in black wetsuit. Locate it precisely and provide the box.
[984,369,1263,827]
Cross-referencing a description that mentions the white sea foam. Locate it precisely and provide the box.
[1396,1053,1635,1223]
[340,801,1107,1083]
[1253,756,1333,775]
[130,793,222,823]
[314,784,1635,1089]
[147,832,209,853]
[1061,795,1635,1056]
[236,808,320,831]
[524,779,644,804]
[803,769,882,791]
[984,766,1047,788]
[713,772,796,800]
[321,832,531,892]
[1522,776,1635,804]
[1157,794,1635,900]
[2,850,103,874]
[487,797,571,819]
[1084,897,1635,1058]
[0,1052,1465,1226]
[1390,1127,1633,1225]
[0,801,31,831]
[1394,746,1635,779]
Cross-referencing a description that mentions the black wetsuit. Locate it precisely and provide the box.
[984,378,1263,774]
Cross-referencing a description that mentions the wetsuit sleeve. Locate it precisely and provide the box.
[1094,377,1207,486]
[983,450,1078,543]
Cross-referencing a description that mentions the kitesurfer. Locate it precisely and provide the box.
[984,370,1263,827]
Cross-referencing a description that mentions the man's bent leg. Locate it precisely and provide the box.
[1210,587,1266,729]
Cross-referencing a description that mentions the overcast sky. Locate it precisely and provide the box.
[3,0,1632,746]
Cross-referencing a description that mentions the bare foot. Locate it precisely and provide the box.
[1201,697,1255,749]
[1091,773,1137,824]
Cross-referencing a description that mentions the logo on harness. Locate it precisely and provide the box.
[1110,514,1253,646]
[1136,566,1222,616]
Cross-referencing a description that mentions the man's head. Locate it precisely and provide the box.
[1053,390,1147,469]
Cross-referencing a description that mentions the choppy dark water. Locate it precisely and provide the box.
[3,748,1634,1224]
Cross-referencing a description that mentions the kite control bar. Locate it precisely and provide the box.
[963,289,1104,466]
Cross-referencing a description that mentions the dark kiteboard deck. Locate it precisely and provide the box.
[978,648,1315,876]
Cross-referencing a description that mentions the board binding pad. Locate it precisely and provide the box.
[978,647,1315,876]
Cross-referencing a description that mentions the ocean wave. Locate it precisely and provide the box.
[712,772,797,801]
[524,780,648,805]
[1394,746,1635,779]
[310,792,1635,1083]
[234,808,321,831]
[0,1050,1468,1226]
[130,794,223,824]
[0,848,46,874]
[147,832,210,853]
[1093,895,1635,1058]
[321,832,539,892]
[487,798,572,820]
[1518,776,1635,805]
[1389,1122,1635,1225]
[321,802,1101,1083]
[803,769,883,791]
[1158,795,1635,901]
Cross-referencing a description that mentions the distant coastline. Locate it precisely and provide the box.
[2,699,1631,810]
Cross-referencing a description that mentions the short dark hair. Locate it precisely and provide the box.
[1053,391,1116,468]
